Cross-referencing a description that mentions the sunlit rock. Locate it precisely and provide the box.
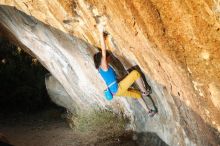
[0,0,219,145]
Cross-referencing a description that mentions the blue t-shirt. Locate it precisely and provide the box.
[98,66,118,94]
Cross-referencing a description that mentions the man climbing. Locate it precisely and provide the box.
[93,26,156,117]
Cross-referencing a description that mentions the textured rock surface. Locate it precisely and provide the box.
[0,0,220,145]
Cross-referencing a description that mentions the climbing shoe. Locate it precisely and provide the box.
[148,109,157,117]
[141,91,150,97]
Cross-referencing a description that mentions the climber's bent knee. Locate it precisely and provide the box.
[130,70,141,79]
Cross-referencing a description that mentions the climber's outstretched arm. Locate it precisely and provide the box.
[98,29,108,70]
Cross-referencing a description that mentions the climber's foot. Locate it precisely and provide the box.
[148,109,157,117]
[141,87,152,97]
[141,91,150,97]
[146,87,152,94]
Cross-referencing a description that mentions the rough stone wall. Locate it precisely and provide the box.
[0,0,219,145]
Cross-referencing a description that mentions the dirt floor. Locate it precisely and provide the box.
[0,108,138,146]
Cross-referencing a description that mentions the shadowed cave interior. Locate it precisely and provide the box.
[0,37,60,114]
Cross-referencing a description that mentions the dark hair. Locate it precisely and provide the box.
[93,52,102,69]
[93,50,111,69]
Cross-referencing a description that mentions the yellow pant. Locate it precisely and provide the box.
[115,70,142,98]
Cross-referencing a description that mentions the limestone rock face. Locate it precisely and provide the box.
[0,0,220,145]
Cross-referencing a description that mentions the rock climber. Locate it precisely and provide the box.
[93,26,156,117]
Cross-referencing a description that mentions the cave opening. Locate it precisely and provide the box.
[0,36,73,146]
[0,37,64,115]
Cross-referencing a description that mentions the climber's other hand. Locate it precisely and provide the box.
[97,24,105,33]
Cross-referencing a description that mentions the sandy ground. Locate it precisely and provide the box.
[0,109,137,146]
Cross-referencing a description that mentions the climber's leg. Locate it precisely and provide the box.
[116,88,142,98]
[115,70,156,117]
[116,89,156,117]
[115,70,141,98]
[138,98,157,117]
[117,70,141,90]
[135,76,150,96]
[137,98,150,111]
[115,70,149,97]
